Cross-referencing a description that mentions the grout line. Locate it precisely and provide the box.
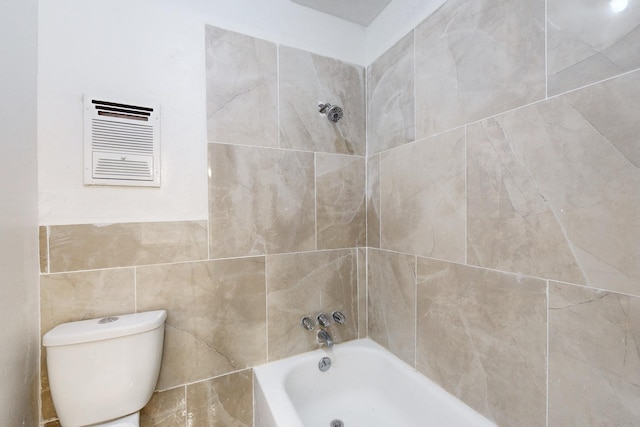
[544,279,640,298]
[155,367,255,393]
[41,248,362,275]
[365,58,369,158]
[464,125,468,266]
[183,385,188,425]
[364,58,369,247]
[365,158,369,248]
[265,256,270,362]
[378,155,382,246]
[545,0,548,100]
[413,28,417,143]
[371,122,467,157]
[277,44,281,149]
[548,66,640,98]
[546,280,550,427]
[314,153,318,250]
[207,139,366,158]
[43,265,140,275]
[414,254,418,368]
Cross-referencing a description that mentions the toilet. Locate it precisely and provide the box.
[43,310,167,427]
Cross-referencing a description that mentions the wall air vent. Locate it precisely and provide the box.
[84,96,160,187]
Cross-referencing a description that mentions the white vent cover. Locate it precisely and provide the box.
[84,96,160,187]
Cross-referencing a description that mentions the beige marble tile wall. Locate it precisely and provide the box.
[38,26,366,426]
[367,0,640,426]
[367,31,415,154]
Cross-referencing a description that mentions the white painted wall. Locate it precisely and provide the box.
[0,0,40,423]
[38,0,445,225]
[38,0,366,225]
[39,0,208,224]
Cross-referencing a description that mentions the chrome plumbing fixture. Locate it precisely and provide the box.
[301,316,315,331]
[330,420,344,427]
[317,313,331,328]
[318,356,332,372]
[332,311,346,325]
[317,329,333,349]
[318,103,343,123]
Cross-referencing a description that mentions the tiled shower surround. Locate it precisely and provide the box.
[39,0,639,426]
[366,0,640,425]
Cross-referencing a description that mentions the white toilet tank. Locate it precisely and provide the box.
[43,310,167,427]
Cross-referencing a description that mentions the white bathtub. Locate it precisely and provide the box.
[254,338,497,427]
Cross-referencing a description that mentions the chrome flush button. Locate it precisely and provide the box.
[98,316,119,324]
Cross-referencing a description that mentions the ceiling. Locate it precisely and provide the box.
[291,0,393,26]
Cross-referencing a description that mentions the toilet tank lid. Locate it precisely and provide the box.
[43,310,167,347]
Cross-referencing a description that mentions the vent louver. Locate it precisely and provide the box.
[84,97,160,187]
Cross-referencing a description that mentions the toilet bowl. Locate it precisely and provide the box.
[43,310,167,427]
[91,412,138,427]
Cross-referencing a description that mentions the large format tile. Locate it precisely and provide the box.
[466,118,585,283]
[279,46,365,155]
[39,225,48,273]
[367,32,415,154]
[267,250,357,361]
[467,71,640,295]
[415,0,545,138]
[367,249,416,366]
[40,269,136,337]
[316,154,366,249]
[140,387,186,427]
[208,143,315,258]
[205,26,277,147]
[416,258,547,427]
[136,258,266,389]
[380,129,466,263]
[549,282,640,426]
[48,221,208,272]
[187,370,253,427]
[547,0,640,95]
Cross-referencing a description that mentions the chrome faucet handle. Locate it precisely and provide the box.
[317,313,331,328]
[332,311,346,325]
[301,316,315,331]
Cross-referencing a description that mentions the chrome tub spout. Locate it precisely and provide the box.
[317,330,333,349]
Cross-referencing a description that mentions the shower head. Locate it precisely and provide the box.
[318,103,343,123]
